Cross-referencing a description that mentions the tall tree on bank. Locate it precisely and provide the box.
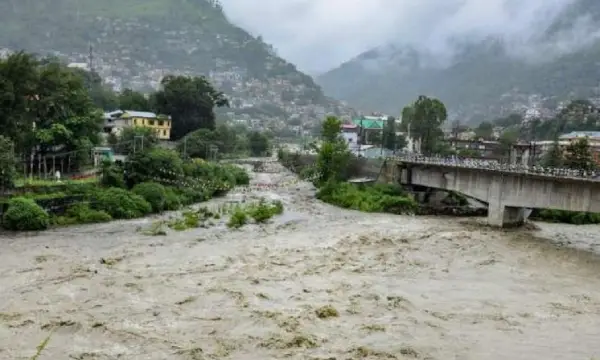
[401,95,447,155]
[30,60,104,171]
[542,139,564,168]
[564,137,596,171]
[0,51,39,153]
[153,75,229,140]
[315,116,351,185]
[382,116,407,151]
[0,135,16,190]
[0,52,103,173]
[118,88,151,111]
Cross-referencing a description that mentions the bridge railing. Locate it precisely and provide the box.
[387,154,600,181]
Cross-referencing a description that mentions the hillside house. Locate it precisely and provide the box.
[104,110,172,140]
[341,123,359,150]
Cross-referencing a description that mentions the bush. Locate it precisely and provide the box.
[100,161,125,188]
[93,187,151,219]
[533,209,600,224]
[164,187,182,210]
[2,197,50,231]
[132,182,167,213]
[65,203,112,224]
[247,199,284,223]
[125,148,184,188]
[183,160,248,195]
[317,181,417,214]
[225,164,250,185]
[176,187,209,205]
[227,209,248,228]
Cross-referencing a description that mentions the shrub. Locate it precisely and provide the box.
[247,199,284,223]
[182,160,248,195]
[227,208,248,228]
[317,181,417,214]
[225,165,250,185]
[125,148,184,188]
[93,187,151,219]
[132,182,167,213]
[164,187,181,210]
[533,209,600,225]
[2,197,50,231]
[100,160,125,188]
[65,203,112,224]
[176,187,208,205]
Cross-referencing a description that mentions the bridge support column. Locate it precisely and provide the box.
[487,202,531,228]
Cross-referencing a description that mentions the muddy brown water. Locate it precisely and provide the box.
[1,163,600,360]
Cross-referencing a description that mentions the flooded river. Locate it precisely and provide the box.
[1,162,600,359]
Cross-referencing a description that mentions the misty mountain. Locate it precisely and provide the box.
[316,0,600,122]
[0,0,345,121]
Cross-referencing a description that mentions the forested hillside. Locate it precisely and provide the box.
[317,0,600,122]
[0,0,347,122]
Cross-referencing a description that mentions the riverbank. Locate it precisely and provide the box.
[1,162,600,359]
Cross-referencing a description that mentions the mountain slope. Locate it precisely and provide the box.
[316,0,600,122]
[0,0,346,121]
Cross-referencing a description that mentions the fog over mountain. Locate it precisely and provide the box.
[220,0,595,73]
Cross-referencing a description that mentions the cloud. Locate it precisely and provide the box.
[220,0,586,73]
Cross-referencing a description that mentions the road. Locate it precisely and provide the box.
[1,162,600,359]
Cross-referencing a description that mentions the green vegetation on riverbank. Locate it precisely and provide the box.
[279,111,600,225]
[1,148,251,231]
[316,182,417,214]
[139,198,284,235]
[531,209,600,225]
[279,116,418,215]
[0,51,282,231]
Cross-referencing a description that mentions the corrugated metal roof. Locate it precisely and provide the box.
[351,118,385,129]
[122,110,157,118]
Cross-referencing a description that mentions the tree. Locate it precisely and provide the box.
[321,115,343,142]
[177,128,217,159]
[401,95,447,155]
[382,116,406,151]
[248,131,270,156]
[153,75,229,140]
[541,140,564,168]
[125,148,184,188]
[0,52,40,154]
[475,121,494,140]
[117,127,159,155]
[71,68,118,110]
[118,88,151,111]
[0,135,16,191]
[0,53,105,174]
[315,116,351,185]
[30,60,104,172]
[564,137,596,171]
[496,128,519,160]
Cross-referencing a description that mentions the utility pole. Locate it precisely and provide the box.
[88,43,94,73]
[133,135,144,154]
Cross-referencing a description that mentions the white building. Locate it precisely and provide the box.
[341,123,359,150]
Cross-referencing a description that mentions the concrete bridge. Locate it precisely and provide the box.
[382,156,600,227]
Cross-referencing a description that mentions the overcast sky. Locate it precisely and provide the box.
[220,0,582,74]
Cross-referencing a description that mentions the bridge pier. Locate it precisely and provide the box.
[488,202,531,227]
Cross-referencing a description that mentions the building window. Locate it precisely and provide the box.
[134,119,138,125]
[163,130,167,137]
[148,120,154,126]
[159,121,164,126]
